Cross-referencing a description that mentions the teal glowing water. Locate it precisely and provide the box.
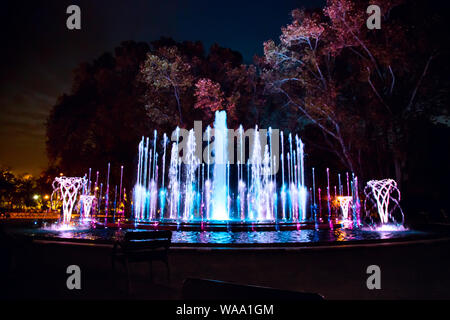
[133,111,310,224]
[211,111,228,220]
[19,227,426,245]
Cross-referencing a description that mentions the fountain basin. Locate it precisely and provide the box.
[4,222,443,248]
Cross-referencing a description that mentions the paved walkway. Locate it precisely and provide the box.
[2,237,450,299]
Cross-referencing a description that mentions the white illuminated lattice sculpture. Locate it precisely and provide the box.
[337,196,352,220]
[79,195,96,220]
[364,179,403,224]
[53,177,87,224]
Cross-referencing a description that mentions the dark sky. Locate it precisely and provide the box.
[0,0,324,175]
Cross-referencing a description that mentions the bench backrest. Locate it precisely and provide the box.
[121,230,172,252]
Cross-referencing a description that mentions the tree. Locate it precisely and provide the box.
[13,174,37,209]
[46,39,261,196]
[46,41,152,192]
[261,0,449,187]
[0,168,15,209]
[138,39,265,129]
[194,78,237,123]
[138,47,194,124]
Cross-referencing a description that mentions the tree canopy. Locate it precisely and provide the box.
[261,0,449,188]
[45,0,449,208]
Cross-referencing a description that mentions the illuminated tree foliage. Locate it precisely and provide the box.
[138,47,194,125]
[0,168,43,210]
[262,0,449,186]
[46,40,152,193]
[138,40,263,129]
[46,39,264,181]
[45,1,449,206]
[194,78,237,123]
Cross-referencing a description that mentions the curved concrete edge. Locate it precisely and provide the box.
[32,236,450,252]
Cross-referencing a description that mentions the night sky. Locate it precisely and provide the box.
[0,0,325,175]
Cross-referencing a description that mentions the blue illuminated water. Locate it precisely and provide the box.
[16,227,428,245]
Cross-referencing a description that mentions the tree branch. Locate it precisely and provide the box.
[388,65,395,95]
[367,67,392,114]
[406,54,434,114]
[277,87,338,140]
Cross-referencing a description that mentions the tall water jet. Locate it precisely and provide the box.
[183,129,199,220]
[296,136,307,221]
[105,162,110,220]
[119,165,124,206]
[168,142,180,220]
[280,131,287,220]
[211,110,229,220]
[160,134,168,217]
[249,126,262,220]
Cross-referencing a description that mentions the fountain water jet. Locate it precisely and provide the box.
[52,176,87,225]
[211,110,229,221]
[129,111,401,228]
[364,179,404,226]
[337,196,352,220]
[79,194,96,221]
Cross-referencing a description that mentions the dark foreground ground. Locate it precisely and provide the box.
[1,230,450,300]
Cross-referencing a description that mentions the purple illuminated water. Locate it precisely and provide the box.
[19,227,426,245]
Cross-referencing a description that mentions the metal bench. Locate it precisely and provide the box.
[111,230,172,293]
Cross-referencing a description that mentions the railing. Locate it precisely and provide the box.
[0,212,60,220]
[0,212,127,220]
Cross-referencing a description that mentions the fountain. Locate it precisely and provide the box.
[41,110,406,233]
[337,196,352,220]
[22,115,416,247]
[79,195,96,221]
[52,176,87,225]
[364,179,405,228]
[132,110,308,226]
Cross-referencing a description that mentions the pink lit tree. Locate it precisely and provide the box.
[194,78,237,123]
[261,0,443,186]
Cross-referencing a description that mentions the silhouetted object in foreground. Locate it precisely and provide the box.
[182,278,324,300]
[0,225,34,298]
[111,230,172,293]
[0,226,14,276]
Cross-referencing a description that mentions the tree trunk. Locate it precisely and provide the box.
[173,85,183,124]
[394,155,403,191]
